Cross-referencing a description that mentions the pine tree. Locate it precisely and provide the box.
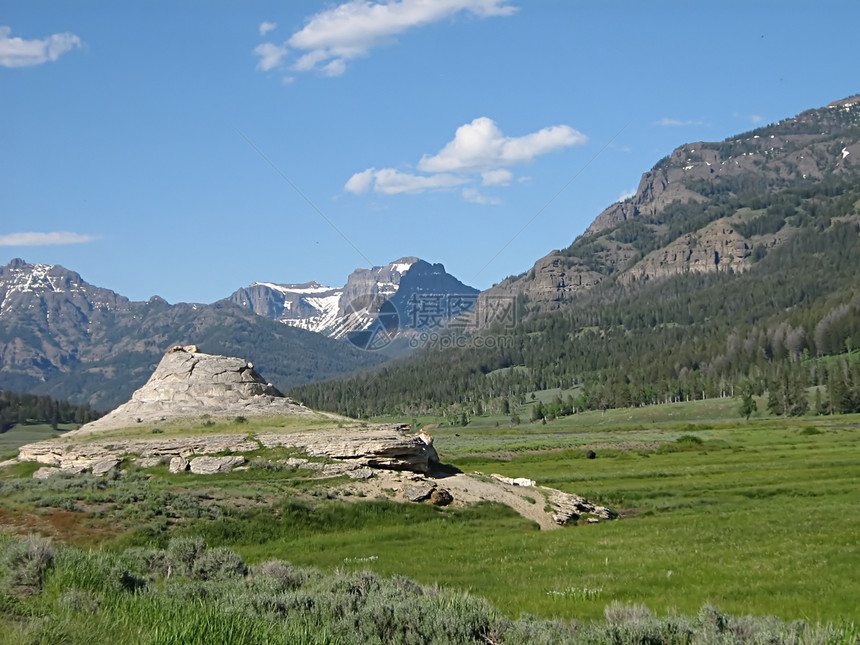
[738,381,757,420]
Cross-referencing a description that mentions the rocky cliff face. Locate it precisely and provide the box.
[619,219,753,284]
[481,97,860,310]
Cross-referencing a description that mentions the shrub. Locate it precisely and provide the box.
[676,434,704,445]
[124,547,174,578]
[167,536,207,576]
[800,426,823,435]
[604,600,654,625]
[253,560,305,590]
[1,534,55,595]
[191,547,248,581]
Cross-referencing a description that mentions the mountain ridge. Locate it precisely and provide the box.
[481,96,860,311]
[0,259,387,409]
[228,256,479,341]
[291,96,860,418]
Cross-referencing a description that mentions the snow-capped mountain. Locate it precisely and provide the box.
[0,258,385,409]
[228,257,479,341]
[0,258,130,317]
[228,281,343,335]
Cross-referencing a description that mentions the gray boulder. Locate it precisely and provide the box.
[402,482,435,502]
[91,458,120,476]
[169,456,189,473]
[189,455,246,475]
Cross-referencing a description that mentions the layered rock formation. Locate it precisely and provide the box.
[68,345,313,434]
[16,345,440,475]
[18,427,439,475]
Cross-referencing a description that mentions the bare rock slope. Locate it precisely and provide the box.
[68,345,315,434]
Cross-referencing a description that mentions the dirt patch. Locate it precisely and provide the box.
[0,507,118,546]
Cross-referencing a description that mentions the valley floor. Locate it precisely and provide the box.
[1,404,859,631]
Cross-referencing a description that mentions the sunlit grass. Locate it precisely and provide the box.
[2,405,859,624]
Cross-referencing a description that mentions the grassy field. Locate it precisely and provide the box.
[1,404,859,628]
[219,416,860,622]
[0,424,72,460]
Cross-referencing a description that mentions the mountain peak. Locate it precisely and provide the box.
[229,256,477,343]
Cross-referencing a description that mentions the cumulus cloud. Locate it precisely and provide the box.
[345,168,469,195]
[0,232,97,246]
[481,168,513,186]
[655,118,703,127]
[344,168,376,194]
[259,21,277,37]
[0,25,82,68]
[254,42,289,71]
[417,117,586,172]
[618,187,637,201]
[255,0,516,76]
[345,116,586,202]
[462,187,501,205]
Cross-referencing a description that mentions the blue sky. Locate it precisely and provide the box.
[1,1,857,304]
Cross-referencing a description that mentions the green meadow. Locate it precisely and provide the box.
[1,403,859,640]
[220,414,860,623]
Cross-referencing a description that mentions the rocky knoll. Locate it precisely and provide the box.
[16,345,440,475]
[68,345,314,434]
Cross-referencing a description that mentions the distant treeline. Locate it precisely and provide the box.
[0,390,102,432]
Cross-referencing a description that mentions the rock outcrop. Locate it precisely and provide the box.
[14,345,440,475]
[189,456,246,475]
[18,427,439,475]
[68,346,314,434]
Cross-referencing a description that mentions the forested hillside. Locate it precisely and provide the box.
[0,391,102,432]
[291,99,860,419]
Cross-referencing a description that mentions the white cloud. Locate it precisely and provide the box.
[259,21,277,37]
[345,117,587,203]
[371,168,470,194]
[618,187,637,201]
[655,118,703,127]
[462,187,501,205]
[417,117,586,172]
[751,114,763,123]
[0,26,82,68]
[345,168,469,195]
[344,168,376,194]
[254,42,289,71]
[321,58,347,77]
[0,232,96,246]
[255,0,516,77]
[481,168,513,186]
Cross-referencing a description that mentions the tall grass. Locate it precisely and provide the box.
[1,536,856,645]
